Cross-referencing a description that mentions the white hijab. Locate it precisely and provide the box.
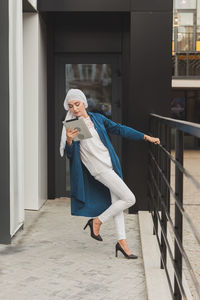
[59,88,88,157]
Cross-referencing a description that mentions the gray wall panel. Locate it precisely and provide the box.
[53,13,123,53]
[38,0,130,12]
[54,29,122,53]
[125,11,172,211]
[131,0,173,12]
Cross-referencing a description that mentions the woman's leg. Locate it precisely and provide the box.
[93,169,135,255]
[110,190,126,240]
[94,169,136,223]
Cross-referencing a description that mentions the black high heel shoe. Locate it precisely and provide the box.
[115,242,138,259]
[83,218,103,241]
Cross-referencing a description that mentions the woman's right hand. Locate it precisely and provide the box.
[66,126,80,145]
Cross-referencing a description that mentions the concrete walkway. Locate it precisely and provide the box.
[0,198,148,300]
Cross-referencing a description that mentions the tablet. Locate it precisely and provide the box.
[62,117,93,141]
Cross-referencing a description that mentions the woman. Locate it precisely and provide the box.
[60,88,160,259]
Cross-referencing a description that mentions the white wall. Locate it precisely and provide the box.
[38,15,47,208]
[9,0,24,236]
[23,13,47,210]
[172,79,200,88]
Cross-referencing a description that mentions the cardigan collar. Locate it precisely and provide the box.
[87,112,108,149]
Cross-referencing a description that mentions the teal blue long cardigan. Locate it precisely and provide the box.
[65,111,145,217]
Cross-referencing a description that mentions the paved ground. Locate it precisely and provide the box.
[0,198,148,300]
[169,150,200,300]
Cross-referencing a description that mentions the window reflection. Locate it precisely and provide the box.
[65,63,112,193]
[171,89,200,123]
[65,64,112,118]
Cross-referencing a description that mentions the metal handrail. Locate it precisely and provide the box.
[149,152,200,297]
[148,113,200,299]
[150,148,200,245]
[160,144,200,199]
[148,178,187,299]
[150,114,200,138]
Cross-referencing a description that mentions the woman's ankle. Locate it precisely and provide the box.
[118,239,127,244]
[94,217,102,224]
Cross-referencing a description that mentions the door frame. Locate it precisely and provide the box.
[52,53,122,198]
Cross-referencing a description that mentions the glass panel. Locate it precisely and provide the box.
[188,53,200,75]
[65,63,112,193]
[65,64,112,117]
[179,12,193,26]
[170,93,186,120]
[174,0,196,9]
[186,90,200,123]
[198,0,200,25]
[177,53,187,74]
[197,27,200,50]
[172,53,200,76]
[177,26,194,51]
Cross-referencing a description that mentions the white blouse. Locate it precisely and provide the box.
[79,116,113,176]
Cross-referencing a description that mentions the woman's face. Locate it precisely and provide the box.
[68,100,86,117]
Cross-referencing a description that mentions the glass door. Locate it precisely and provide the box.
[55,54,122,197]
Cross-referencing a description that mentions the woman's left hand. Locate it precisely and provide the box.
[144,135,160,144]
[150,137,160,144]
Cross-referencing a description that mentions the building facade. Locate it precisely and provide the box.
[171,0,200,148]
[0,0,173,244]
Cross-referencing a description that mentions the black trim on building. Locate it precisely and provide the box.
[38,0,172,12]
[0,0,11,244]
[38,0,130,12]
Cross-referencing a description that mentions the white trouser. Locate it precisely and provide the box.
[94,169,136,240]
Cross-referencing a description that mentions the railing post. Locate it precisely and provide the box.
[157,120,161,211]
[175,53,178,76]
[153,117,159,235]
[147,115,152,212]
[148,116,157,233]
[186,52,189,76]
[174,129,184,300]
[160,123,167,270]
[166,126,171,215]
[152,117,156,235]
